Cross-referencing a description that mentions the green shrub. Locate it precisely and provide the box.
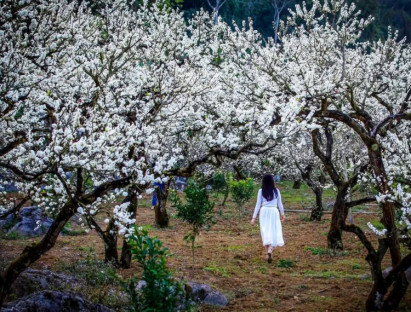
[228,177,254,217]
[171,178,215,266]
[121,226,186,312]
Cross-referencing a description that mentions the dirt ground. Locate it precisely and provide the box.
[1,196,410,312]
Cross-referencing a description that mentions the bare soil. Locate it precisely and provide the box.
[1,195,410,312]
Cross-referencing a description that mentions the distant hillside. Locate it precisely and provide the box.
[182,0,411,42]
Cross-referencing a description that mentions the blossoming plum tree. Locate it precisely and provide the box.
[262,1,411,309]
[0,0,222,302]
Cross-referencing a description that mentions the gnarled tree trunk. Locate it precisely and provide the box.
[120,186,139,268]
[327,189,348,250]
[310,187,324,221]
[87,215,119,266]
[0,200,76,306]
[364,146,409,310]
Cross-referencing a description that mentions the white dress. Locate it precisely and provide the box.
[252,189,285,247]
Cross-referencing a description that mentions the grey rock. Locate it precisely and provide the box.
[0,182,18,192]
[136,280,147,290]
[202,291,228,306]
[382,266,411,282]
[1,290,113,312]
[10,269,82,299]
[185,282,228,307]
[5,206,54,237]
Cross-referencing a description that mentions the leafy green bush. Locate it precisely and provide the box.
[171,178,215,265]
[228,177,254,217]
[121,226,186,312]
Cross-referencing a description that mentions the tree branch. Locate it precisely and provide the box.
[346,196,376,208]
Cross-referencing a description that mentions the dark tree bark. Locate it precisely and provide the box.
[311,128,349,249]
[0,200,76,306]
[308,100,411,309]
[120,186,139,268]
[233,165,246,180]
[86,214,119,266]
[292,180,302,189]
[364,144,409,310]
[296,162,325,221]
[310,187,323,221]
[154,181,170,228]
[327,189,349,250]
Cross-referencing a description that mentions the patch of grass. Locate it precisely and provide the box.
[370,220,385,231]
[78,246,95,253]
[329,249,350,257]
[337,259,363,270]
[138,198,152,208]
[304,270,340,279]
[276,259,295,268]
[250,227,260,234]
[304,246,349,257]
[5,231,22,240]
[311,294,333,302]
[56,256,118,287]
[61,224,87,236]
[225,245,244,251]
[204,264,230,278]
[304,246,327,255]
[86,287,129,311]
[258,266,268,274]
[298,214,311,222]
[0,219,17,232]
[303,269,362,280]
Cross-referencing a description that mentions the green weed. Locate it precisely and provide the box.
[204,265,230,277]
[5,231,22,240]
[304,246,327,255]
[56,256,117,287]
[298,214,311,222]
[276,259,295,268]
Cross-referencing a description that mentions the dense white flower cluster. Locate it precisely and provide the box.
[0,0,409,244]
[367,222,388,237]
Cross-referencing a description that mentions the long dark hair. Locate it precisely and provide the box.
[261,174,278,201]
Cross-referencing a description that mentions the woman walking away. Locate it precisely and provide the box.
[251,174,285,263]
